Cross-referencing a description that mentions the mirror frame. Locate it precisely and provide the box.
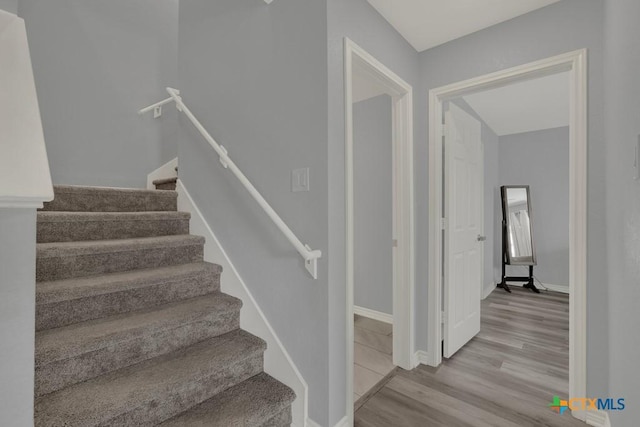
[501,185,536,266]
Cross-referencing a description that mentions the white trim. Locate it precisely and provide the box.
[543,283,570,294]
[332,416,350,427]
[427,49,588,422]
[353,306,393,324]
[479,141,486,297]
[176,179,308,427]
[306,416,349,427]
[506,265,570,294]
[503,280,570,294]
[0,13,53,208]
[482,282,496,300]
[146,157,178,190]
[585,410,612,427]
[344,37,416,426]
[412,350,434,367]
[0,199,44,209]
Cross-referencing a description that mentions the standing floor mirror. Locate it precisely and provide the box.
[497,185,539,293]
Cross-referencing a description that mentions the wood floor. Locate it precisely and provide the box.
[354,315,395,401]
[355,286,587,427]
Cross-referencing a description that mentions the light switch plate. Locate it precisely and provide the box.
[292,168,310,192]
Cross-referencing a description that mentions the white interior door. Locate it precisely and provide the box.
[443,103,483,358]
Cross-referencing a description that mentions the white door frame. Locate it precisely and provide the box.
[427,49,588,421]
[344,37,415,422]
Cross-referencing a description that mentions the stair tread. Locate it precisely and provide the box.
[35,330,266,426]
[37,262,222,305]
[37,234,205,257]
[37,235,205,282]
[50,185,177,197]
[153,177,178,185]
[37,211,191,243]
[36,293,242,364]
[42,185,177,212]
[160,373,295,427]
[37,211,189,222]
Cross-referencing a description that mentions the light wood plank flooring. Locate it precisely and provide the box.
[355,287,587,426]
[354,315,394,402]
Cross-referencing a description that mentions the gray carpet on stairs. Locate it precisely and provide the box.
[36,235,205,282]
[159,372,295,427]
[41,185,178,212]
[34,185,294,426]
[37,211,190,242]
[153,177,178,191]
[36,262,222,331]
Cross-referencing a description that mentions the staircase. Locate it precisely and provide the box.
[152,177,178,191]
[34,185,295,426]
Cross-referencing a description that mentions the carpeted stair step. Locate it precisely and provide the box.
[35,293,242,397]
[37,211,190,243]
[36,235,204,282]
[36,262,222,331]
[35,330,266,427]
[160,372,295,427]
[41,185,177,212]
[153,177,178,191]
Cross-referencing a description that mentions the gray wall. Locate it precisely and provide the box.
[327,0,419,423]
[418,0,608,397]
[353,95,393,315]
[604,0,640,424]
[177,0,330,424]
[500,127,570,287]
[0,209,36,426]
[0,0,17,13]
[19,0,178,188]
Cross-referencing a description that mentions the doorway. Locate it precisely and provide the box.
[344,38,415,423]
[427,50,587,421]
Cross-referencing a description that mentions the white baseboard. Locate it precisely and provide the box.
[482,282,496,300]
[147,157,178,189]
[541,283,570,294]
[353,306,393,324]
[585,409,611,427]
[306,416,349,427]
[333,416,349,427]
[412,350,435,367]
[177,180,307,427]
[503,281,569,294]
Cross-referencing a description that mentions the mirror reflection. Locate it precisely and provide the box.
[502,186,536,264]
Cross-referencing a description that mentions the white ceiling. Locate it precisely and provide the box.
[463,71,569,136]
[366,0,562,52]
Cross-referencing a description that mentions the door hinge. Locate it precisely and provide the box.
[392,239,398,248]
[441,311,446,324]
[441,218,447,230]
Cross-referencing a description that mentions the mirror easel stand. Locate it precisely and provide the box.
[497,218,540,294]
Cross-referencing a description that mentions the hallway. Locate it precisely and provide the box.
[355,287,587,426]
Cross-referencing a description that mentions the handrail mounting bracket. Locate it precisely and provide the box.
[219,145,229,168]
